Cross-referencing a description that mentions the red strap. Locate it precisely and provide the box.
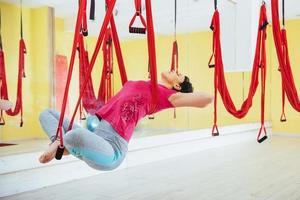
[170,40,178,118]
[109,12,128,85]
[280,81,286,122]
[129,0,147,34]
[78,34,93,118]
[0,50,6,124]
[279,30,286,122]
[170,40,178,73]
[145,0,158,114]
[258,6,268,142]
[82,0,88,36]
[55,0,88,147]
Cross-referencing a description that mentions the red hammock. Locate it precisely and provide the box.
[78,27,115,116]
[208,3,268,143]
[0,13,26,126]
[55,0,158,159]
[271,0,300,120]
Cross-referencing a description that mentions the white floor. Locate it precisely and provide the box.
[2,134,300,200]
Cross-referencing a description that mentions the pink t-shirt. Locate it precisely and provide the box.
[96,80,177,141]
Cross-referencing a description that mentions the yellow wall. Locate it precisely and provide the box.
[0,3,52,141]
[0,3,299,141]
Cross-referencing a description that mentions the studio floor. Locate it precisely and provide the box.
[2,134,300,200]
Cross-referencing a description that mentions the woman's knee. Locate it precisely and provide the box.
[83,151,126,171]
[39,109,51,123]
[63,129,127,171]
[63,129,85,148]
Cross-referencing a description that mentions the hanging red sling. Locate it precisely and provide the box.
[0,6,26,127]
[208,2,268,143]
[78,27,114,115]
[78,1,127,116]
[144,0,158,114]
[271,0,300,119]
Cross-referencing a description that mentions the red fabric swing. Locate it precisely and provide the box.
[78,27,115,117]
[208,2,268,143]
[0,8,26,127]
[55,0,159,159]
[271,0,300,120]
[77,0,129,118]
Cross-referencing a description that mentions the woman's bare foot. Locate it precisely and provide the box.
[39,140,70,164]
[39,140,60,163]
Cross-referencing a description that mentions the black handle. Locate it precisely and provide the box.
[258,135,268,143]
[55,146,65,160]
[90,0,95,20]
[214,0,217,10]
[280,114,287,122]
[212,131,219,136]
[82,29,88,37]
[148,115,155,120]
[129,27,146,34]
[282,0,285,26]
[260,21,269,30]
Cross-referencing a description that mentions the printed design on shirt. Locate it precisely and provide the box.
[120,94,145,122]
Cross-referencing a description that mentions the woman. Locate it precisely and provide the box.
[39,71,213,170]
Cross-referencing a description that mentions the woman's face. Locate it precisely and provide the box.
[161,70,185,86]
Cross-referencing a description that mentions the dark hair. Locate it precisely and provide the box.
[173,76,193,93]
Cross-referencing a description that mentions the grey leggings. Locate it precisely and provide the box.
[39,109,128,171]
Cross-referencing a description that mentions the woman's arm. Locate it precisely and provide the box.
[169,92,214,108]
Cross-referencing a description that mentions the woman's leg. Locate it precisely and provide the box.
[39,125,125,170]
[63,128,126,171]
[39,109,126,170]
[39,108,81,142]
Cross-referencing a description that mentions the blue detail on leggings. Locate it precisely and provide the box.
[70,147,122,167]
[86,115,101,132]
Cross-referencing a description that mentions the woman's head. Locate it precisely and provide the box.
[161,71,193,93]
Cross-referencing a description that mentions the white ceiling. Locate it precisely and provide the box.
[1,0,300,39]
